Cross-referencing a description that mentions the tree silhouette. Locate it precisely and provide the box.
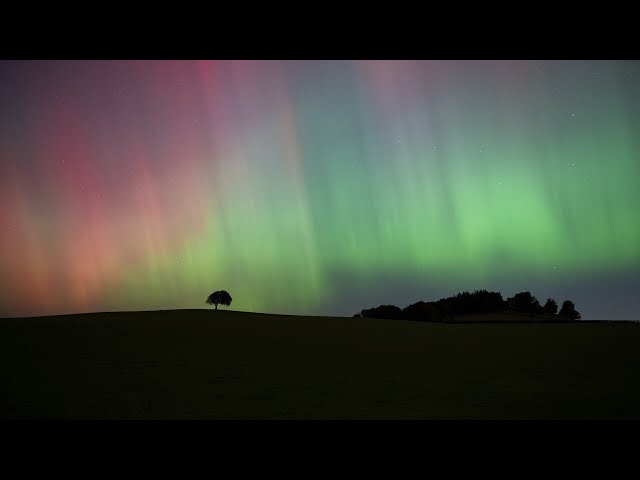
[542,298,558,314]
[559,300,581,320]
[434,290,504,316]
[402,301,444,322]
[206,290,232,310]
[506,291,541,314]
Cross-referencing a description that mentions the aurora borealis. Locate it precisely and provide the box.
[1,60,639,319]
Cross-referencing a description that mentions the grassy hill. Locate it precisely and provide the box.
[1,309,639,419]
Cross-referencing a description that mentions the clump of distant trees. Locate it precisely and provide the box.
[504,292,580,320]
[355,289,581,322]
[438,289,505,316]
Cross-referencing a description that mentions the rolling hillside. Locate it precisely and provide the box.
[1,309,639,419]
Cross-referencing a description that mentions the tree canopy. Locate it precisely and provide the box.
[206,290,232,310]
[543,298,558,314]
[506,291,541,314]
[559,300,581,320]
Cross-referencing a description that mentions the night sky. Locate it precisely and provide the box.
[1,60,639,319]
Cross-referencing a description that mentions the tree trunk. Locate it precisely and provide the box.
[215,304,218,310]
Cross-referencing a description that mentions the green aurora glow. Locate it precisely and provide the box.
[1,60,639,319]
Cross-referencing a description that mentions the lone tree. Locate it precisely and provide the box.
[542,298,558,314]
[206,290,232,310]
[559,300,581,320]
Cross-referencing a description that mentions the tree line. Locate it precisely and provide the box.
[354,289,581,322]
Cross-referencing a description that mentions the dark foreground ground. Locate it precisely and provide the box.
[1,310,639,419]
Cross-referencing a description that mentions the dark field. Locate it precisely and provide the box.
[1,310,639,419]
